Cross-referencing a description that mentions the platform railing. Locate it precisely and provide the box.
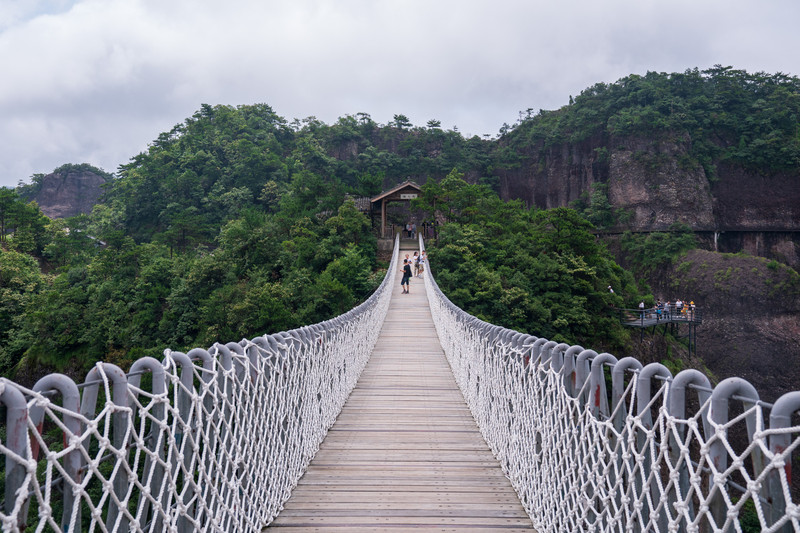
[620,304,703,326]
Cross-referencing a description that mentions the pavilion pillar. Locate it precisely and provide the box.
[381,199,387,238]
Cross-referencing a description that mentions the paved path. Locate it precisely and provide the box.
[266,273,537,532]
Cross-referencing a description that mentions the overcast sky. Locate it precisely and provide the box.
[1,0,799,188]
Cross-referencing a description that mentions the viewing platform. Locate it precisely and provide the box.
[619,303,702,356]
[266,274,537,531]
[619,304,702,328]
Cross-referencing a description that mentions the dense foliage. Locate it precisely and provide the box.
[0,189,49,254]
[621,223,699,275]
[0,105,393,378]
[415,171,638,349]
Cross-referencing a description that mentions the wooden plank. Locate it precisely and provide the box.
[276,508,528,518]
[281,492,524,504]
[272,521,531,533]
[264,279,537,532]
[274,502,525,512]
[268,516,534,525]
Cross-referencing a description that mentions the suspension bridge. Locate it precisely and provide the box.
[266,258,534,531]
[2,236,800,532]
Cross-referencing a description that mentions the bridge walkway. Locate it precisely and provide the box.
[266,273,537,532]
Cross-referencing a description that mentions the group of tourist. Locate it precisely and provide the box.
[400,251,426,293]
[403,221,435,239]
[638,298,697,320]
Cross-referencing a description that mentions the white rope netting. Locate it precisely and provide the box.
[0,240,398,532]
[421,239,800,533]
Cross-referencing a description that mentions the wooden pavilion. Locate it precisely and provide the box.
[370,180,422,239]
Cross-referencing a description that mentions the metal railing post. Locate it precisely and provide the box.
[708,378,761,531]
[667,369,713,533]
[1,380,29,531]
[127,357,168,532]
[610,357,643,528]
[575,349,597,405]
[79,363,130,533]
[767,392,800,532]
[29,374,81,532]
[635,363,672,532]
[561,345,584,398]
[165,351,198,533]
[589,353,618,419]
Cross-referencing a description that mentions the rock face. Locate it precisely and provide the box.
[496,134,800,266]
[34,170,107,219]
[608,136,716,229]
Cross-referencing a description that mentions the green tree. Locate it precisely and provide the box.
[392,114,412,130]
[0,188,17,242]
[157,204,209,255]
[0,250,44,352]
[0,195,50,254]
[621,223,698,275]
[355,172,384,197]
[426,200,635,349]
[43,215,97,269]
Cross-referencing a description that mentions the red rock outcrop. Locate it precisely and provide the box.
[34,170,107,219]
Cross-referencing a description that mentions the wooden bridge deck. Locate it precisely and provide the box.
[266,274,537,532]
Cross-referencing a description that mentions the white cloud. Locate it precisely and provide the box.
[1,0,799,187]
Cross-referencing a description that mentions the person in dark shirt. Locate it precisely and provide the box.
[400,259,412,294]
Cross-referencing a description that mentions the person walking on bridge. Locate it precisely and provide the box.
[400,259,412,294]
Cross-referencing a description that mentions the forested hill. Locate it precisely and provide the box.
[1,102,502,381]
[2,66,799,387]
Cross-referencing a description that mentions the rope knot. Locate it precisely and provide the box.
[771,455,786,469]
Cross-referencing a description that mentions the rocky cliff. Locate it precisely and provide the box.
[33,169,107,219]
[496,135,800,267]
